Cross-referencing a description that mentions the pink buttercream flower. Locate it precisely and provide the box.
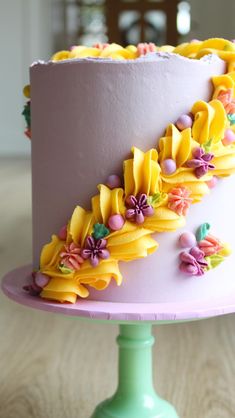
[198,234,223,256]
[179,247,208,276]
[24,128,31,139]
[168,187,192,216]
[186,147,215,179]
[81,236,110,267]
[137,42,156,56]
[217,89,235,114]
[125,194,154,224]
[60,242,84,270]
[92,42,109,50]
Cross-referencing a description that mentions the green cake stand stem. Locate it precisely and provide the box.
[91,323,179,418]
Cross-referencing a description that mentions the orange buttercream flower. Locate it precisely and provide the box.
[198,234,223,256]
[168,187,192,216]
[137,42,156,56]
[217,89,235,114]
[60,242,84,270]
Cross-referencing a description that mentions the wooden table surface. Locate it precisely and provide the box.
[0,158,235,418]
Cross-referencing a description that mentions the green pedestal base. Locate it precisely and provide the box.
[91,324,179,418]
[91,395,178,418]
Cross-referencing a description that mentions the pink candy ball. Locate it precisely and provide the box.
[206,176,218,189]
[106,174,121,189]
[58,225,67,240]
[108,214,125,231]
[161,159,177,175]
[179,232,197,248]
[34,272,50,288]
[222,129,235,146]
[176,114,193,130]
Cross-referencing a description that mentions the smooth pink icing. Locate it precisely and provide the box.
[30,52,234,305]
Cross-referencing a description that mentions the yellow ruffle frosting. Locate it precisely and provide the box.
[159,124,210,201]
[34,38,235,303]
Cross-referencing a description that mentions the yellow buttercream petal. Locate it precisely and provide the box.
[41,277,89,302]
[51,50,70,61]
[75,258,122,286]
[191,99,226,144]
[41,291,77,304]
[133,147,145,195]
[92,185,125,224]
[111,188,126,214]
[80,212,94,247]
[40,235,64,269]
[70,47,100,59]
[144,207,185,232]
[143,148,160,195]
[124,147,161,196]
[124,158,134,196]
[159,125,192,167]
[109,235,158,260]
[69,206,86,245]
[212,73,235,99]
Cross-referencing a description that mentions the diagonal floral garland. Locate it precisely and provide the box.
[23,38,235,303]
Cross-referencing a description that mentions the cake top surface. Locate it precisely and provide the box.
[31,38,235,67]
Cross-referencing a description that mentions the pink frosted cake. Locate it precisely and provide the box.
[22,39,235,308]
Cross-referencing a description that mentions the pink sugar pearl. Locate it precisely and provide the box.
[161,159,177,175]
[108,214,125,231]
[58,225,67,240]
[34,272,50,288]
[179,232,197,248]
[222,129,235,146]
[176,114,193,130]
[106,174,121,189]
[206,176,218,189]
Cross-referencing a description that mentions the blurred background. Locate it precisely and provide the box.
[1,0,235,156]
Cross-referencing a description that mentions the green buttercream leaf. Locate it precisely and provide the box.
[227,114,235,125]
[148,193,161,205]
[22,102,31,128]
[148,192,168,208]
[196,223,211,242]
[92,223,110,240]
[206,254,225,270]
[58,264,73,274]
[203,138,213,153]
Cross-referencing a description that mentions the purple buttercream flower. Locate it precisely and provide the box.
[81,236,110,267]
[179,246,208,276]
[125,194,154,224]
[187,147,215,178]
[23,271,50,296]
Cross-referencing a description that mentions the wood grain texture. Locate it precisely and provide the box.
[0,158,234,418]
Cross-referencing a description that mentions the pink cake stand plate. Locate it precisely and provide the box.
[2,265,235,418]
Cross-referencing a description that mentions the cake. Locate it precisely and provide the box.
[22,39,235,306]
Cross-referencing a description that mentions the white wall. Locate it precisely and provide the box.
[0,0,53,156]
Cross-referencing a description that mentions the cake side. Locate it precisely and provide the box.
[30,53,225,269]
[25,39,235,305]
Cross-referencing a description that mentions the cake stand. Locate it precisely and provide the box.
[2,265,235,418]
